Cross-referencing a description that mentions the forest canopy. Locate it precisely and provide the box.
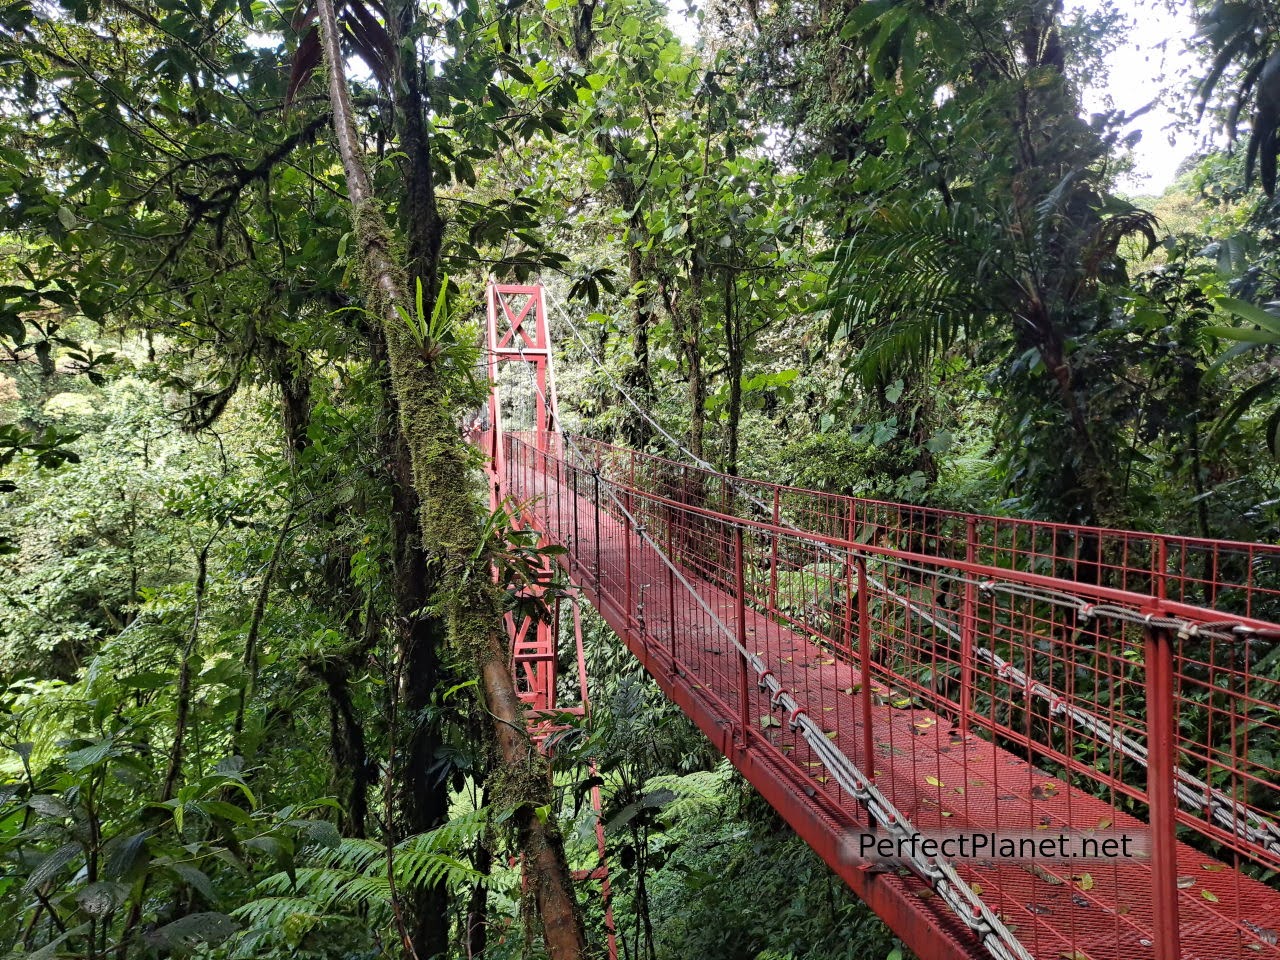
[3,0,1280,958]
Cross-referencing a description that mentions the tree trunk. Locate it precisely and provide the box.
[314,4,586,956]
[372,329,452,958]
[313,657,372,837]
[723,269,743,476]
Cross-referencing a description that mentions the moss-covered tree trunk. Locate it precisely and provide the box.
[314,1,587,956]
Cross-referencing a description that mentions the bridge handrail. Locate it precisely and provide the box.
[549,433,1280,634]
[565,433,1280,559]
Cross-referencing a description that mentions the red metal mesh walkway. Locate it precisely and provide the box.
[499,432,1280,960]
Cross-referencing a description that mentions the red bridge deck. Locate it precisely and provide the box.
[499,432,1280,960]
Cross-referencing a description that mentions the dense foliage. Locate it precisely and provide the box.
[4,0,1280,957]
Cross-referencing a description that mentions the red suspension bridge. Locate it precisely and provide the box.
[477,282,1280,960]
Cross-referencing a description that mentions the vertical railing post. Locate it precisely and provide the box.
[769,487,780,612]
[735,524,750,740]
[571,462,579,567]
[1145,624,1181,960]
[856,556,875,779]
[593,471,602,589]
[842,510,855,656]
[666,510,677,663]
[554,454,562,540]
[624,486,634,627]
[960,516,977,737]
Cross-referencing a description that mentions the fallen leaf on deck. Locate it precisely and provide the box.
[926,776,945,788]
[1202,890,1219,903]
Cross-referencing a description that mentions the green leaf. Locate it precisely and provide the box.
[66,738,114,772]
[76,881,129,917]
[151,911,238,951]
[23,841,81,893]
[1215,297,1280,335]
[103,830,151,880]
[169,863,218,903]
[1204,326,1279,344]
[28,795,72,819]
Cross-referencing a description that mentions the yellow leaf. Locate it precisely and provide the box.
[1096,817,1112,830]
[926,776,945,788]
[1075,873,1094,891]
[1201,890,1219,903]
[971,882,983,895]
[1060,952,1090,960]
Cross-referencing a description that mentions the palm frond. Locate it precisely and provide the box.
[826,201,1008,383]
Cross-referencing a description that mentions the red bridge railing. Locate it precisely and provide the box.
[500,429,1280,960]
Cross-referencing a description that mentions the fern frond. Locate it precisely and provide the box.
[230,894,337,927]
[643,763,733,823]
[232,814,485,948]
